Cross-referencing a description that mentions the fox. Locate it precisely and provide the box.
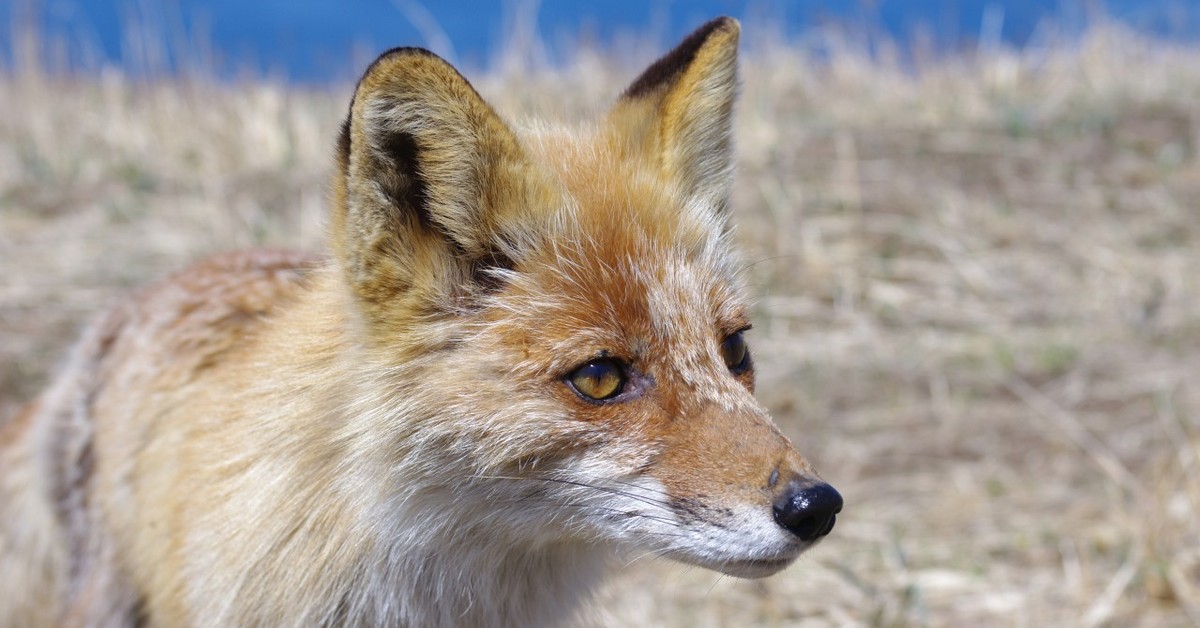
[0,16,842,628]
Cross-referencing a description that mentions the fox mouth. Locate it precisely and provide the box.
[662,545,809,579]
[716,554,801,578]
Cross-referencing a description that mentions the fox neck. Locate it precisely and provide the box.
[329,430,616,626]
[340,517,612,627]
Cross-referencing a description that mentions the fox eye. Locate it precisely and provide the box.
[721,331,750,374]
[567,359,625,401]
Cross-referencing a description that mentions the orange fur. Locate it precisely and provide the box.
[0,17,840,627]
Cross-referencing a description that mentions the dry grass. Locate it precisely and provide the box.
[2,23,1199,627]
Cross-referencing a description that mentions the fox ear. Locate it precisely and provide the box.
[332,48,556,326]
[609,17,740,213]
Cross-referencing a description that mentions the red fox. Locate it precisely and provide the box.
[0,17,841,627]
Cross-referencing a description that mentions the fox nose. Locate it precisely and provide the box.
[773,481,843,542]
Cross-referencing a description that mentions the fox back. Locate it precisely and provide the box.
[0,17,842,627]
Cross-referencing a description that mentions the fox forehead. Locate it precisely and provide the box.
[485,125,750,376]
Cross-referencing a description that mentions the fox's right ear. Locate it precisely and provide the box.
[331,48,558,334]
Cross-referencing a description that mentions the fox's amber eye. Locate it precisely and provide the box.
[567,359,625,401]
[721,331,750,373]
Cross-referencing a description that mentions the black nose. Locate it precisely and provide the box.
[773,482,843,542]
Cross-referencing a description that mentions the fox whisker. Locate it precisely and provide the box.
[476,474,679,514]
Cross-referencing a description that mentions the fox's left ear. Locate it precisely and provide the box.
[609,17,740,213]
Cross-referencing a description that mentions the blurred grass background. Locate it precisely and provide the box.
[2,12,1199,627]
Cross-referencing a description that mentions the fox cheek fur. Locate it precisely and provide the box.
[0,16,841,627]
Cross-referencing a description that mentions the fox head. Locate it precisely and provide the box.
[329,17,840,578]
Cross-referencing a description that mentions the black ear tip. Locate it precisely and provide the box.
[365,46,441,74]
[622,16,740,99]
[377,46,439,58]
[354,47,436,88]
[349,45,484,118]
[683,16,740,46]
[706,16,740,33]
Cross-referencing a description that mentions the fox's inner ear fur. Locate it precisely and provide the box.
[332,47,557,324]
[609,17,740,214]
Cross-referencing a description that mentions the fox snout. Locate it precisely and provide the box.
[772,478,843,542]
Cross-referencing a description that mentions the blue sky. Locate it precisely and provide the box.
[6,0,1198,82]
